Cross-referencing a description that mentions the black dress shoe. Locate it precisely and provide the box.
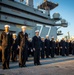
[7,67,10,69]
[19,64,23,67]
[6,67,10,69]
[19,65,23,67]
[34,63,37,66]
[23,65,27,67]
[2,67,6,70]
[41,58,44,59]
[37,63,42,65]
[46,57,49,58]
[19,63,23,67]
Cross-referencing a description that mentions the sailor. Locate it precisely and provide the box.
[32,30,42,66]
[17,26,28,67]
[45,35,50,58]
[0,25,12,69]
[55,39,59,55]
[28,38,34,57]
[0,44,2,62]
[11,33,18,62]
[41,37,45,59]
[69,40,72,54]
[59,38,66,56]
[50,37,56,58]
[65,39,69,56]
[72,41,74,55]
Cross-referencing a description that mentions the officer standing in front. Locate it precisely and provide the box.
[32,30,42,66]
[17,26,28,67]
[0,25,12,69]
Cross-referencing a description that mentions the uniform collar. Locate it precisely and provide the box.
[36,36,39,38]
[13,38,16,40]
[6,32,9,35]
[22,31,25,34]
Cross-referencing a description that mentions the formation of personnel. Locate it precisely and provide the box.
[0,25,74,69]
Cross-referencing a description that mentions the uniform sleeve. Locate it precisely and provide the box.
[26,33,28,39]
[17,33,21,46]
[59,41,61,47]
[40,37,42,48]
[45,39,46,47]
[54,41,56,48]
[25,33,29,47]
[41,41,43,48]
[0,33,3,46]
[10,33,13,46]
[50,41,52,47]
[32,37,35,48]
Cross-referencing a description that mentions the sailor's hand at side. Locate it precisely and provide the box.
[18,46,20,49]
[0,46,2,50]
[33,48,35,51]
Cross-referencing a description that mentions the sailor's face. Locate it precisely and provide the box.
[56,39,59,42]
[52,38,54,40]
[13,35,17,39]
[41,38,44,41]
[36,32,39,36]
[46,36,49,39]
[5,27,9,32]
[22,28,26,32]
[66,40,69,42]
[62,38,64,40]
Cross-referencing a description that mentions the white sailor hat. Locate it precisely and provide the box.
[28,38,32,40]
[46,35,49,37]
[13,33,17,36]
[21,26,26,29]
[4,25,10,28]
[41,37,44,38]
[51,36,54,38]
[35,30,39,33]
